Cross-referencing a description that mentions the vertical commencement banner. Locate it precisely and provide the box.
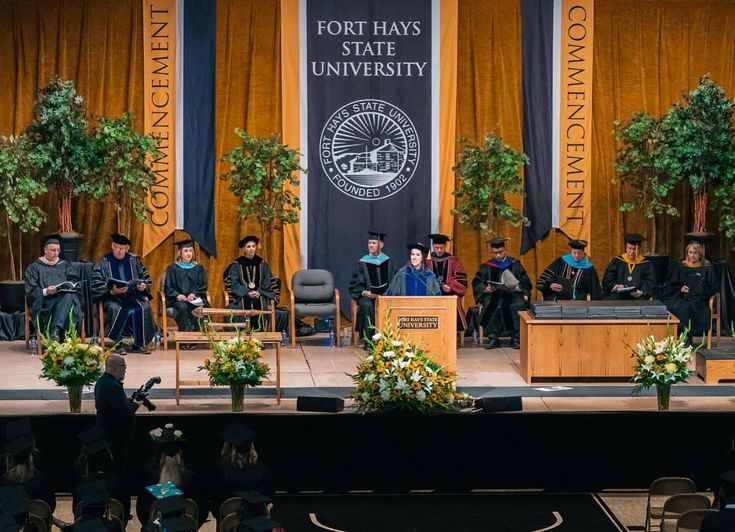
[557,0,593,247]
[143,0,177,256]
[304,0,434,310]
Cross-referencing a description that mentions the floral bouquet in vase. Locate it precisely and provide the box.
[39,318,109,412]
[350,323,472,414]
[199,329,270,411]
[631,328,698,410]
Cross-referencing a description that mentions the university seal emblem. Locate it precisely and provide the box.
[319,99,420,200]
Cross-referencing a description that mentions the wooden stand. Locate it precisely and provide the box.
[376,296,457,371]
[519,311,678,383]
[696,348,735,384]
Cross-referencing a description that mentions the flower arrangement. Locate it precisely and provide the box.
[631,330,697,392]
[199,330,270,387]
[149,423,184,442]
[39,319,108,387]
[350,324,472,414]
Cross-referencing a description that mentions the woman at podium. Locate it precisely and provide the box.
[387,243,441,296]
[663,241,717,344]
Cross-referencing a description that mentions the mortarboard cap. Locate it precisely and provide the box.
[0,485,29,515]
[220,421,256,449]
[428,233,450,244]
[406,242,430,255]
[175,238,195,249]
[43,233,61,247]
[77,479,110,508]
[159,516,197,532]
[624,233,644,245]
[238,235,260,248]
[5,418,32,441]
[152,493,187,517]
[487,237,508,248]
[110,233,131,246]
[71,519,108,532]
[77,426,111,456]
[568,239,588,250]
[239,515,282,532]
[236,490,271,518]
[3,435,34,456]
[367,231,386,242]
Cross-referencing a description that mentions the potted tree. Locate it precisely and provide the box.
[88,112,158,236]
[612,111,680,282]
[658,75,735,252]
[0,133,47,312]
[220,129,304,262]
[451,131,530,235]
[25,77,97,260]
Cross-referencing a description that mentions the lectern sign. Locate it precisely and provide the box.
[397,316,439,329]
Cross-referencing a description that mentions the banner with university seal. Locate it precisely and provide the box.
[301,0,440,314]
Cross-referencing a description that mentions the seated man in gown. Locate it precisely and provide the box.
[471,237,531,349]
[349,231,393,343]
[91,233,155,354]
[537,239,602,301]
[24,234,82,340]
[602,233,657,300]
[224,235,276,331]
[387,242,441,296]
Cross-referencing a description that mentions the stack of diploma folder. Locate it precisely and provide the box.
[529,300,670,320]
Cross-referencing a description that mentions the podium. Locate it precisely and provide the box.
[376,296,457,371]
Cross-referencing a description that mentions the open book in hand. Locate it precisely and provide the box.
[53,281,82,292]
[613,285,637,294]
[107,278,147,290]
[486,269,520,292]
[189,297,205,307]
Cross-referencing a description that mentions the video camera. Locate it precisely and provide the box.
[130,376,161,411]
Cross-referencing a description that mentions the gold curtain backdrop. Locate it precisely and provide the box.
[0,0,734,306]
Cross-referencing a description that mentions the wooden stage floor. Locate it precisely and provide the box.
[1,333,733,415]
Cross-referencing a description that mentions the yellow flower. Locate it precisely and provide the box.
[664,362,678,374]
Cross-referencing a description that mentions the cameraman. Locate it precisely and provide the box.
[94,354,140,476]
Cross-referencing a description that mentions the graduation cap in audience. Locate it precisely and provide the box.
[428,233,450,244]
[238,235,260,248]
[0,485,30,516]
[150,423,186,456]
[3,435,34,459]
[568,239,588,250]
[220,421,256,451]
[487,237,508,248]
[77,426,111,456]
[367,231,387,242]
[175,238,195,249]
[77,479,110,509]
[110,233,131,246]
[4,417,32,441]
[160,516,197,532]
[624,233,644,246]
[152,493,187,517]
[406,242,430,255]
[71,518,109,532]
[238,515,282,532]
[235,490,272,518]
[43,233,61,247]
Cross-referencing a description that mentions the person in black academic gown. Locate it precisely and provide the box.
[349,231,393,343]
[602,233,657,300]
[210,422,274,522]
[387,243,441,296]
[663,240,717,343]
[537,239,603,301]
[701,471,735,532]
[91,233,155,354]
[225,235,276,331]
[164,239,209,334]
[24,234,82,340]
[472,237,531,349]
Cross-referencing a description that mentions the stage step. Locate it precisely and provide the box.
[696,348,735,384]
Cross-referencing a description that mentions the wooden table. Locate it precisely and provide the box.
[696,348,735,384]
[174,330,282,405]
[519,311,678,383]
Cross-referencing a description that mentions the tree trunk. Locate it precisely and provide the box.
[692,191,707,234]
[18,226,23,279]
[6,214,16,281]
[650,216,657,255]
[59,192,74,234]
[260,220,270,265]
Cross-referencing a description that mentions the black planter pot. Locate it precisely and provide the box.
[0,280,25,313]
[645,254,670,287]
[59,233,84,262]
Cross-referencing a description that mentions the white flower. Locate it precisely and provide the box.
[365,355,374,362]
[378,378,390,392]
[392,340,403,347]
[415,390,426,402]
[383,350,395,358]
[380,389,391,401]
[397,359,409,369]
[361,392,370,401]
[643,355,655,365]
[364,374,376,383]
[62,356,75,367]
[149,428,163,438]
[405,350,414,358]
[164,423,174,429]
[174,430,183,438]
[395,378,410,393]
[372,333,382,341]
[410,370,422,382]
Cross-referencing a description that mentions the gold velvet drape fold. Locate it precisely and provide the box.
[1,0,734,306]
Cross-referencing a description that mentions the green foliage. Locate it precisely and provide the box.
[0,134,47,235]
[88,112,158,231]
[221,130,304,259]
[25,77,97,234]
[451,132,529,234]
